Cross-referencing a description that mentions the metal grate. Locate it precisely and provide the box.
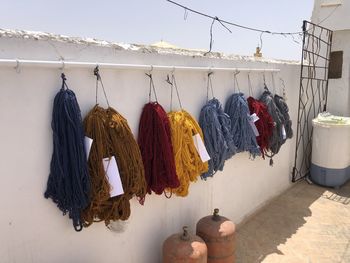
[292,21,333,182]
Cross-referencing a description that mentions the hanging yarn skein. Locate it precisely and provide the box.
[274,94,293,141]
[259,86,285,165]
[45,73,90,232]
[138,73,180,197]
[247,96,274,158]
[166,74,208,196]
[246,70,274,159]
[224,74,260,158]
[199,72,236,179]
[82,67,146,227]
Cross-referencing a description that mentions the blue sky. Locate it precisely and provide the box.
[0,0,314,60]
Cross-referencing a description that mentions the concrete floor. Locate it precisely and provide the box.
[236,180,350,263]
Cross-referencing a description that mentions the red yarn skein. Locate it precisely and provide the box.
[247,97,274,158]
[138,102,180,198]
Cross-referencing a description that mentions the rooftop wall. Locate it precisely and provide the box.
[0,30,299,263]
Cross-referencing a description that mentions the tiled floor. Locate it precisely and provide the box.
[236,180,350,263]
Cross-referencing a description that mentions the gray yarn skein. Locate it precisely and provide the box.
[199,98,236,179]
[259,89,285,156]
[274,94,293,140]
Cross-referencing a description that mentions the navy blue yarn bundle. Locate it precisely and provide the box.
[224,93,261,158]
[199,98,236,179]
[45,74,90,232]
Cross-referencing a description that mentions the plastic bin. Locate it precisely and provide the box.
[310,113,350,187]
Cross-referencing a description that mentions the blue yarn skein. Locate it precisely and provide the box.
[45,74,91,232]
[199,98,236,179]
[225,93,261,158]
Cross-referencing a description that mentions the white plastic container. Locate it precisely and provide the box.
[311,113,350,187]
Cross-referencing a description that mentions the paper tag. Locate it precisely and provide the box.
[193,134,211,162]
[249,121,260,137]
[84,136,93,160]
[282,125,287,140]
[103,156,124,197]
[251,113,260,123]
[248,114,260,136]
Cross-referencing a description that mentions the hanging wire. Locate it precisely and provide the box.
[145,73,158,102]
[166,0,303,35]
[94,65,110,107]
[206,71,215,101]
[166,73,183,111]
[171,73,184,110]
[258,32,264,51]
[233,70,241,93]
[270,71,277,94]
[184,8,188,20]
[204,16,232,55]
[247,72,254,97]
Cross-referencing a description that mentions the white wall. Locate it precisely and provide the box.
[0,32,299,263]
[325,30,350,116]
[311,0,349,31]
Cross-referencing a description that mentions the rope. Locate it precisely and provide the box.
[247,96,274,158]
[199,98,236,179]
[224,93,261,158]
[45,73,90,232]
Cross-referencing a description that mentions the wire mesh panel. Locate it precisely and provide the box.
[292,21,333,182]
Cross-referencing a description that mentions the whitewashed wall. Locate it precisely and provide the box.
[325,30,350,116]
[312,0,349,31]
[0,32,299,263]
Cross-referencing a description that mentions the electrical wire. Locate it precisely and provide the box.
[166,0,304,35]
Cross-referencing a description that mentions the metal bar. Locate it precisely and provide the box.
[292,20,308,183]
[0,59,280,73]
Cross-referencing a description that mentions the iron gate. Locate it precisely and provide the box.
[292,21,333,182]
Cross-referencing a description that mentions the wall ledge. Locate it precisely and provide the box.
[0,28,300,65]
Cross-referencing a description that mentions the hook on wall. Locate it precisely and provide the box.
[15,59,21,74]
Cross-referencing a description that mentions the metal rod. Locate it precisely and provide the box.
[0,59,280,73]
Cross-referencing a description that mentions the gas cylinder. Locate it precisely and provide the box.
[163,226,208,263]
[196,209,236,263]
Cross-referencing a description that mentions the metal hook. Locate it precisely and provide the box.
[166,74,172,85]
[149,65,154,74]
[94,65,100,80]
[14,59,21,74]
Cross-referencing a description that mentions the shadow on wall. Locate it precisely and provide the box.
[235,181,324,262]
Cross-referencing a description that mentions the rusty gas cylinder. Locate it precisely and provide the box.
[163,226,208,263]
[196,209,236,263]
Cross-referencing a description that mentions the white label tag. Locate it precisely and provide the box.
[103,156,124,198]
[249,121,260,137]
[251,113,260,123]
[193,134,211,162]
[248,114,260,136]
[84,136,93,160]
[282,125,287,140]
